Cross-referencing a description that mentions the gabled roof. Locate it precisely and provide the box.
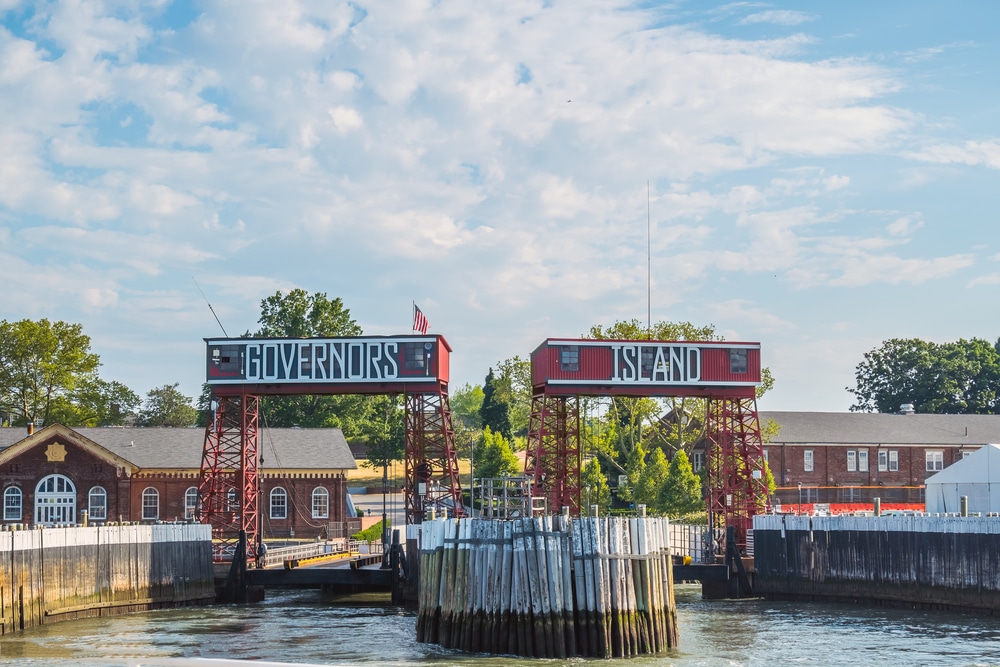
[760,411,1000,446]
[0,424,140,473]
[0,425,357,471]
[925,443,1000,485]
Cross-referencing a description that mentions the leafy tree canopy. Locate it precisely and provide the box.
[658,450,703,518]
[581,457,612,509]
[0,318,102,426]
[244,290,377,431]
[479,368,512,440]
[48,378,140,427]
[849,337,1000,414]
[450,383,484,457]
[138,383,199,427]
[473,426,520,479]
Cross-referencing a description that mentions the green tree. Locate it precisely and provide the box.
[450,383,484,457]
[479,369,512,440]
[48,378,140,427]
[849,337,1000,414]
[0,318,100,426]
[473,427,520,479]
[138,383,199,427]
[491,356,533,437]
[581,458,612,510]
[658,450,703,517]
[359,395,406,471]
[617,441,647,503]
[634,447,670,509]
[249,290,368,430]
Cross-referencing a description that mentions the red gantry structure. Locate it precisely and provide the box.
[200,335,464,561]
[525,338,769,550]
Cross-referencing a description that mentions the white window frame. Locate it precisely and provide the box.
[858,449,868,472]
[803,449,814,472]
[847,450,857,472]
[35,474,76,525]
[270,487,288,520]
[311,487,329,519]
[888,450,899,472]
[692,452,704,472]
[88,486,107,520]
[4,486,22,521]
[184,487,199,520]
[961,450,972,459]
[878,450,887,472]
[926,450,944,472]
[142,487,159,521]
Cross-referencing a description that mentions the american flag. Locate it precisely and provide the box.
[413,304,430,334]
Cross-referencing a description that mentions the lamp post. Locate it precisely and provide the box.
[381,457,389,568]
[797,482,802,515]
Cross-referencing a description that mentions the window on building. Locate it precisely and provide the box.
[692,452,704,472]
[312,487,329,519]
[226,489,238,512]
[763,449,769,464]
[88,486,107,520]
[889,450,899,472]
[804,449,814,472]
[729,348,748,374]
[926,450,944,472]
[184,487,199,520]
[559,346,580,372]
[142,487,159,521]
[270,487,288,519]
[4,486,22,521]
[847,450,857,472]
[35,474,76,525]
[878,450,887,471]
[858,449,869,472]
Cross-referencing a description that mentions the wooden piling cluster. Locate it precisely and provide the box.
[416,516,678,657]
[0,523,215,634]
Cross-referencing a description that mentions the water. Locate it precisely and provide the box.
[3,586,1000,667]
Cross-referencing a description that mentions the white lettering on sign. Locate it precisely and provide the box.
[221,340,427,383]
[610,344,702,384]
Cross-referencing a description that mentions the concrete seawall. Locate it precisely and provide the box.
[1,523,215,633]
[753,514,1000,612]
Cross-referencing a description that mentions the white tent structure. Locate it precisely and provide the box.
[925,443,1000,514]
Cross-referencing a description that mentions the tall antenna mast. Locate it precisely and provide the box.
[647,180,651,340]
[192,277,230,337]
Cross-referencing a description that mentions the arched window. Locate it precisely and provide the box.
[35,474,76,525]
[4,486,22,521]
[270,487,288,519]
[311,487,329,519]
[141,487,159,521]
[88,486,107,520]
[184,487,199,520]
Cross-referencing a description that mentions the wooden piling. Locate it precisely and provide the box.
[415,515,678,658]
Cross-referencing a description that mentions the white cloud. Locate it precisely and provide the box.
[740,10,816,26]
[906,140,1000,169]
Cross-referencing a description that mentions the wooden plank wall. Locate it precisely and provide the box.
[0,524,215,633]
[416,516,678,658]
[754,514,1000,611]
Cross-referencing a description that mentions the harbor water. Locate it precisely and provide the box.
[3,585,1000,666]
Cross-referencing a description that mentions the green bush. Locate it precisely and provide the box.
[351,519,388,542]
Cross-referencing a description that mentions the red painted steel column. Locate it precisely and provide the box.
[705,397,770,552]
[524,393,582,516]
[198,393,260,562]
[404,385,465,524]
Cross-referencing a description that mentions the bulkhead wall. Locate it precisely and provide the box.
[0,523,215,633]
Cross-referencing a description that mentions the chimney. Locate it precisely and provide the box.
[900,403,915,415]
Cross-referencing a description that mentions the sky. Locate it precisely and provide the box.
[1,0,999,413]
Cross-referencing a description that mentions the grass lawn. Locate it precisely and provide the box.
[347,458,474,487]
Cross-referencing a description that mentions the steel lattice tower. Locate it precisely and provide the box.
[198,393,260,562]
[523,394,582,515]
[404,387,465,523]
[704,397,770,551]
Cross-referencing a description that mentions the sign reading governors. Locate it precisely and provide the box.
[206,336,448,391]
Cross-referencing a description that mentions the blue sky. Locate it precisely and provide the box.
[1,0,998,413]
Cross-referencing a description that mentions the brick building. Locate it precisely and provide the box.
[754,411,1000,509]
[0,423,356,539]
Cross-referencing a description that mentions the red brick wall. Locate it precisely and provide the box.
[1,433,124,524]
